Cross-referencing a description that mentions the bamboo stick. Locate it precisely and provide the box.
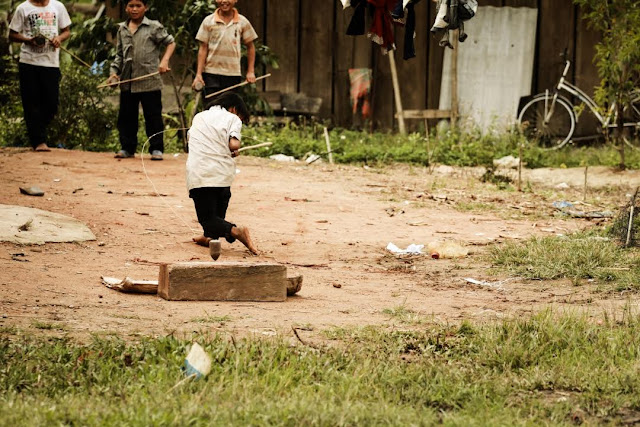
[237,141,273,153]
[97,71,161,89]
[45,36,92,69]
[204,74,271,99]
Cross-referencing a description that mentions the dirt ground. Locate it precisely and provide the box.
[1,147,639,340]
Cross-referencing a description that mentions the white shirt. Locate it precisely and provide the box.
[186,106,242,190]
[9,0,71,68]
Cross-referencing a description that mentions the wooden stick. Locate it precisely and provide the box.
[97,71,161,89]
[387,52,406,135]
[204,73,271,99]
[518,143,523,192]
[45,36,92,69]
[237,141,272,153]
[583,166,588,202]
[323,127,334,164]
[451,30,459,129]
[626,187,639,247]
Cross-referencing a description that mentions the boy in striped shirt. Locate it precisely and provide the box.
[192,0,258,107]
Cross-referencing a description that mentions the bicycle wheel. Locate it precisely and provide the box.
[517,94,576,149]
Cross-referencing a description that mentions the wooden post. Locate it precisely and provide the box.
[518,143,523,192]
[323,127,334,164]
[388,51,406,135]
[583,166,588,202]
[451,30,459,129]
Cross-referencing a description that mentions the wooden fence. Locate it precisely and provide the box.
[109,0,601,133]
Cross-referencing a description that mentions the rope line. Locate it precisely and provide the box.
[139,128,198,235]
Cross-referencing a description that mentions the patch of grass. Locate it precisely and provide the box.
[191,314,232,324]
[243,123,640,169]
[3,312,640,424]
[489,231,640,290]
[455,201,498,213]
[382,305,422,324]
[31,321,66,331]
[0,325,17,335]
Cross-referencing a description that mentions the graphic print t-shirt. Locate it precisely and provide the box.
[9,0,72,68]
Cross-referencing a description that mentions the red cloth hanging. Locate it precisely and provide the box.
[367,0,396,50]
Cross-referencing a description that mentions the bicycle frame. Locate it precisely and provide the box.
[554,61,610,127]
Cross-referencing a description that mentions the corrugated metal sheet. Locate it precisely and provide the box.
[439,6,538,131]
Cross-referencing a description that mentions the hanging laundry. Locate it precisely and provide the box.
[430,0,478,49]
[349,68,372,119]
[403,0,421,59]
[391,0,405,24]
[346,0,368,36]
[367,0,396,51]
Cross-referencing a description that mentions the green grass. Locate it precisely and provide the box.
[489,231,640,289]
[191,314,232,324]
[243,122,640,169]
[2,311,640,425]
[382,305,423,325]
[31,321,66,331]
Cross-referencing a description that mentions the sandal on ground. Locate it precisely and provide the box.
[114,150,134,159]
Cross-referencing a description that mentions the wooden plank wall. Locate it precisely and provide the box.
[109,0,601,133]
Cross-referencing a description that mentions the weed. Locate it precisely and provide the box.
[31,321,66,331]
[191,314,232,324]
[489,230,640,290]
[2,312,639,424]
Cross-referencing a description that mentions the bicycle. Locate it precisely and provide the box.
[517,60,640,149]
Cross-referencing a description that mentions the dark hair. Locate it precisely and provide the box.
[123,0,148,5]
[210,92,250,123]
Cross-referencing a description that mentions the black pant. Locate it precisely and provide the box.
[202,73,242,109]
[117,90,164,154]
[189,187,236,243]
[18,63,61,148]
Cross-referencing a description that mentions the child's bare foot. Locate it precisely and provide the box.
[232,226,258,255]
[192,235,211,247]
[34,143,51,152]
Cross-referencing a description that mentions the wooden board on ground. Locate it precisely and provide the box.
[158,262,287,302]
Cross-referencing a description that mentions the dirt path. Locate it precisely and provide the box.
[0,148,637,339]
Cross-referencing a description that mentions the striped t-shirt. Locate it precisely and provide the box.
[195,8,258,77]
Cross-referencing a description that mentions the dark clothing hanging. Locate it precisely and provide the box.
[346,0,368,36]
[403,0,420,59]
[391,0,404,22]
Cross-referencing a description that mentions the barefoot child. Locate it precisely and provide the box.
[9,0,71,152]
[186,92,258,258]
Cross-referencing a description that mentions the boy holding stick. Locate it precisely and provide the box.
[187,92,258,259]
[192,0,258,108]
[109,0,175,160]
[9,0,71,152]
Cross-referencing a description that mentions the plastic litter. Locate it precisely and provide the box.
[427,241,469,258]
[386,242,424,255]
[184,343,212,379]
[493,155,520,169]
[552,201,614,219]
[269,154,297,162]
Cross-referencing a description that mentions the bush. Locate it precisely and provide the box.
[0,57,118,151]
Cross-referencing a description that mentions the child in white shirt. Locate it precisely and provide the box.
[186,92,258,258]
